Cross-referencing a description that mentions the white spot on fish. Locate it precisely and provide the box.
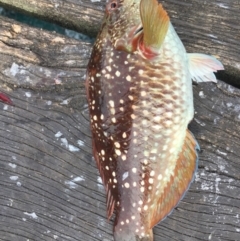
[114,142,121,148]
[17,182,22,186]
[150,170,155,176]
[149,178,154,184]
[3,105,8,110]
[126,75,131,81]
[128,95,134,101]
[132,168,137,173]
[115,71,121,77]
[122,154,127,161]
[106,66,112,72]
[115,149,121,156]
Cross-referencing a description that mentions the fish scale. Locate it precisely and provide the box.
[86,0,223,240]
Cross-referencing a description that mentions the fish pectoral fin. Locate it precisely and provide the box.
[140,0,169,50]
[150,130,199,228]
[188,53,224,83]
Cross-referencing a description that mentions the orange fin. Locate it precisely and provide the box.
[140,0,169,49]
[150,130,199,227]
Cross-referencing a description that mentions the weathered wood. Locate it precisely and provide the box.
[0,1,240,241]
[0,0,104,38]
[0,0,239,73]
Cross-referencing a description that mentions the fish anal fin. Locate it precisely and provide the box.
[140,0,169,49]
[188,53,224,83]
[91,140,117,220]
[150,130,199,227]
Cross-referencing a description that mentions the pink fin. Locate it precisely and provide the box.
[0,92,13,105]
[150,130,199,227]
[188,53,224,83]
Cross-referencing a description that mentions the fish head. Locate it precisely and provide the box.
[104,0,143,53]
[103,0,171,60]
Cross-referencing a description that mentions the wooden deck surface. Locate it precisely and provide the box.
[0,0,239,240]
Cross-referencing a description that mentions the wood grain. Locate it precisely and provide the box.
[0,1,240,240]
[0,0,239,71]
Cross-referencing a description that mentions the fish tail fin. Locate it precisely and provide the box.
[150,130,199,227]
[140,0,169,49]
[188,53,224,83]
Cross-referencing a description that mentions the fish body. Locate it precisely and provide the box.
[86,0,224,240]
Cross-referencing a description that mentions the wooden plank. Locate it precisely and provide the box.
[0,0,239,71]
[0,0,104,38]
[0,3,240,241]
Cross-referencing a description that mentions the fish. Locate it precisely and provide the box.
[85,0,224,240]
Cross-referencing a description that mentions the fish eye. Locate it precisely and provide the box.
[111,2,117,8]
[107,0,118,12]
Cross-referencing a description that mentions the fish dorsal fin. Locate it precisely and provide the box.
[150,130,199,227]
[91,141,117,219]
[140,0,170,49]
[188,53,224,83]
